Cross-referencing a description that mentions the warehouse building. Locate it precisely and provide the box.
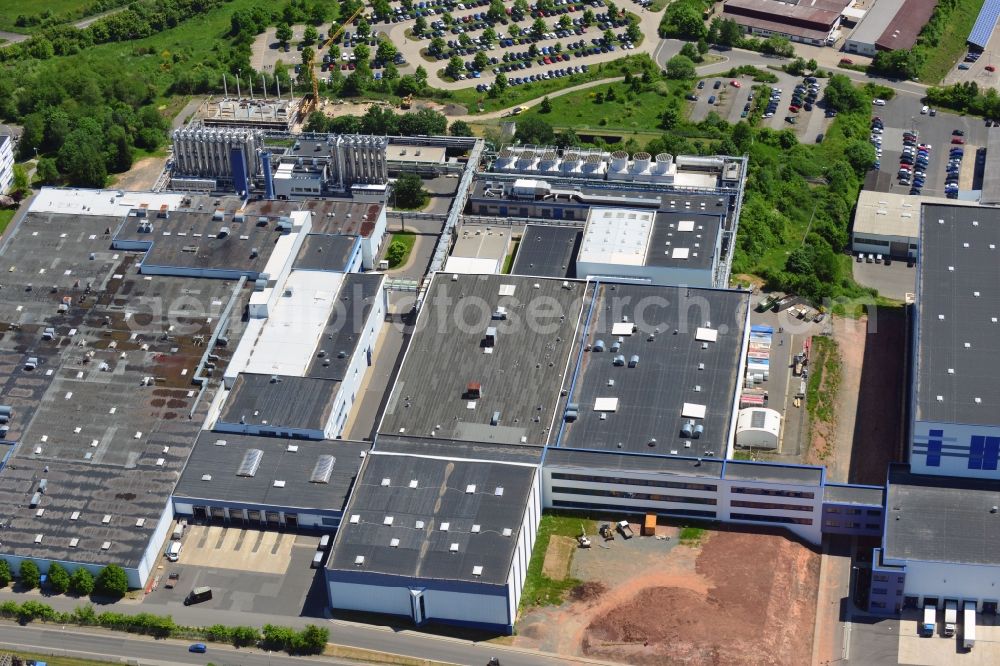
[979,127,1000,206]
[510,225,581,279]
[172,431,368,529]
[843,0,938,56]
[851,190,978,259]
[967,0,1000,50]
[443,223,514,275]
[722,0,850,45]
[326,438,542,634]
[300,199,388,270]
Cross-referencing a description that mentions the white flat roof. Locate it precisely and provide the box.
[578,207,655,267]
[386,144,446,164]
[243,270,346,377]
[443,256,501,274]
[853,190,977,240]
[29,187,185,217]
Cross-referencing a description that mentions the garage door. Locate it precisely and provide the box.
[890,241,909,257]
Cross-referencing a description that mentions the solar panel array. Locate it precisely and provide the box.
[968,0,1000,50]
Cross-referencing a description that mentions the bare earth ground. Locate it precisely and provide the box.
[111,156,167,191]
[541,536,574,581]
[514,529,820,666]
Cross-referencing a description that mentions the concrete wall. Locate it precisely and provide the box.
[0,136,14,194]
[894,558,1000,612]
[360,206,389,269]
[136,496,176,588]
[327,281,385,438]
[821,502,884,536]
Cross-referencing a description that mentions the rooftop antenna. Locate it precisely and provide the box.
[223,73,228,99]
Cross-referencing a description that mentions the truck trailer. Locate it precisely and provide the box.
[922,605,936,636]
[944,600,958,637]
[963,601,976,650]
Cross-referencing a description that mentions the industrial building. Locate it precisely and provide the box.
[843,0,937,56]
[967,0,1000,50]
[443,223,515,274]
[851,189,978,259]
[510,225,581,279]
[867,202,1000,615]
[172,432,368,529]
[326,437,542,634]
[734,408,782,450]
[197,96,300,132]
[722,0,850,45]
[0,133,13,194]
[980,127,1000,206]
[170,126,263,193]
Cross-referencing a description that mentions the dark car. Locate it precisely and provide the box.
[713,80,721,89]
[189,643,208,653]
[697,80,705,89]
[686,94,699,101]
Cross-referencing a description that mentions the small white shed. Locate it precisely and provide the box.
[735,408,781,450]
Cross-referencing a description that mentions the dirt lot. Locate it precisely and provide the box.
[514,527,820,665]
[111,156,167,191]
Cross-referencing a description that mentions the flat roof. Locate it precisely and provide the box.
[916,204,1000,425]
[875,0,937,51]
[29,187,184,217]
[218,373,339,432]
[243,271,347,377]
[374,434,545,465]
[173,431,368,511]
[824,484,885,506]
[293,234,359,272]
[386,144,446,163]
[852,190,974,240]
[114,206,286,274]
[644,211,721,270]
[847,0,906,46]
[379,274,583,445]
[556,283,749,457]
[544,447,725,478]
[723,461,823,486]
[884,466,1000,565]
[452,224,513,261]
[725,0,850,24]
[327,449,536,585]
[300,200,383,238]
[981,127,1000,205]
[968,0,1000,49]
[305,273,383,382]
[578,208,655,267]
[510,225,580,279]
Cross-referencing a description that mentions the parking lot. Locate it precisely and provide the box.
[250,0,665,90]
[864,94,990,199]
[152,525,326,616]
[852,258,916,302]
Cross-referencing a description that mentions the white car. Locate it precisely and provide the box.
[921,105,929,114]
[873,98,887,106]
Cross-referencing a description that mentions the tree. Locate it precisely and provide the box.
[354,43,370,66]
[719,18,742,46]
[488,0,506,22]
[665,55,696,80]
[394,172,427,209]
[582,9,595,26]
[844,140,877,173]
[357,19,371,39]
[445,55,464,79]
[823,74,866,113]
[515,116,555,144]
[459,32,472,47]
[679,41,701,62]
[490,72,508,97]
[482,26,497,46]
[414,15,427,34]
[540,96,552,113]
[558,15,573,31]
[70,567,95,596]
[660,106,680,130]
[512,0,528,22]
[310,3,329,25]
[762,35,793,57]
[603,29,615,45]
[10,165,29,200]
[262,624,298,652]
[0,560,11,588]
[19,561,40,590]
[231,625,260,647]
[429,36,446,55]
[806,58,818,72]
[607,0,619,17]
[474,50,489,72]
[276,23,293,47]
[303,26,318,45]
[376,40,397,64]
[398,108,448,135]
[301,46,315,66]
[626,21,641,44]
[305,110,330,132]
[95,564,129,598]
[58,124,107,188]
[450,120,473,136]
[661,4,706,40]
[47,563,71,594]
[294,625,329,655]
[532,18,547,40]
[415,65,428,86]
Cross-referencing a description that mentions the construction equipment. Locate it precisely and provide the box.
[599,523,614,541]
[322,5,366,50]
[400,94,413,109]
[577,524,591,548]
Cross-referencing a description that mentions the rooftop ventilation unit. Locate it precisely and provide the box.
[473,565,484,576]
[354,555,365,566]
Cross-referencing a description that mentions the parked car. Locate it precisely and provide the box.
[839,58,853,65]
[987,65,996,72]
[872,98,887,106]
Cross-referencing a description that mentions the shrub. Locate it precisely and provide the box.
[47,562,70,594]
[69,568,95,596]
[19,561,41,589]
[0,559,11,588]
[231,625,260,647]
[95,564,129,598]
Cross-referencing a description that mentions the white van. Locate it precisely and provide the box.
[166,541,182,562]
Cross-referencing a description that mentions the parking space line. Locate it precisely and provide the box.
[214,526,228,550]
[251,530,266,553]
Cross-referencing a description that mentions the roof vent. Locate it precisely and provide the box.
[415,520,425,529]
[35,534,43,544]
[466,484,477,494]
[310,455,336,484]
[409,479,419,488]
[495,487,505,496]
[102,514,112,524]
[390,538,400,547]
[384,516,394,526]
[472,565,484,576]
[70,511,80,521]
[101,541,112,550]
[440,522,450,531]
[471,524,481,533]
[350,514,360,524]
[449,543,460,553]
[202,474,212,481]
[69,538,79,548]
[238,449,263,477]
[136,518,146,527]
[354,555,365,566]
[502,527,513,537]
[273,480,286,488]
[381,478,391,487]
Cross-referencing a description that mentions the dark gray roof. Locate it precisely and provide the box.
[173,431,368,511]
[723,461,823,486]
[884,466,1000,565]
[328,450,536,585]
[916,204,1000,425]
[375,435,545,465]
[557,283,749,457]
[644,211,721,270]
[543,447,725,478]
[219,373,338,432]
[293,234,359,272]
[306,273,384,382]
[114,207,284,275]
[300,200,383,238]
[824,484,884,506]
[510,225,580,279]
[379,274,583,445]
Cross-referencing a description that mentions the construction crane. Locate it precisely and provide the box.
[302,4,366,117]
[322,5,366,50]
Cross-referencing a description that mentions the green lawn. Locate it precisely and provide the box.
[7,653,117,666]
[514,78,687,134]
[0,0,107,31]
[520,512,598,611]
[438,54,656,114]
[679,525,706,544]
[0,209,16,237]
[501,239,519,274]
[386,232,416,268]
[919,0,985,84]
